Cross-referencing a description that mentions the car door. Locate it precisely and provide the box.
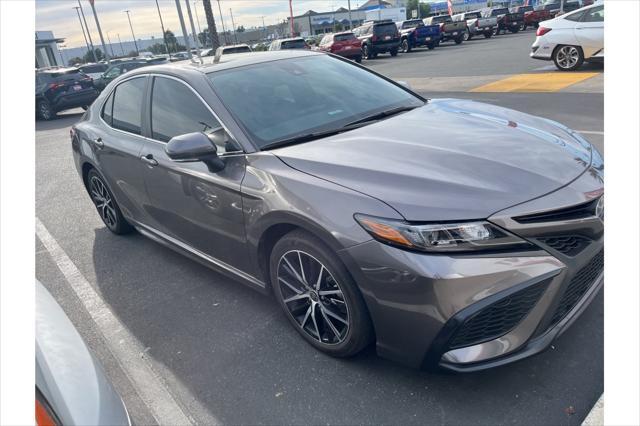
[138,74,249,269]
[93,75,150,222]
[574,5,604,58]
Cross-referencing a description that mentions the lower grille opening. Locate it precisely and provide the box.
[447,280,549,350]
[538,235,592,257]
[549,249,604,327]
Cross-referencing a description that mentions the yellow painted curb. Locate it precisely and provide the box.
[469,72,601,93]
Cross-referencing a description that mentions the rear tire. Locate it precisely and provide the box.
[509,27,519,33]
[37,100,55,121]
[400,38,411,53]
[270,230,374,357]
[454,34,464,44]
[355,56,362,63]
[484,31,493,38]
[389,47,398,57]
[427,42,436,50]
[87,169,134,235]
[553,45,584,71]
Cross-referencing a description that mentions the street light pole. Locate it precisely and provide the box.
[347,0,352,30]
[216,0,228,45]
[77,0,97,62]
[73,7,92,62]
[194,0,203,37]
[155,0,172,58]
[184,0,203,62]
[106,31,115,57]
[88,0,110,63]
[117,33,125,56]
[174,0,195,63]
[124,10,139,55]
[229,8,238,44]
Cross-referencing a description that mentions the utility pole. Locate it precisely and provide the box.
[185,0,203,62]
[88,0,110,63]
[229,8,238,44]
[117,33,125,56]
[347,0,353,30]
[73,7,92,62]
[202,0,221,50]
[216,0,228,45]
[174,0,195,62]
[194,1,203,37]
[124,10,139,55]
[260,16,266,39]
[289,0,294,36]
[155,0,172,58]
[106,31,115,57]
[77,0,97,62]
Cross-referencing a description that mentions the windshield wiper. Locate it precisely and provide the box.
[346,105,419,126]
[261,122,369,150]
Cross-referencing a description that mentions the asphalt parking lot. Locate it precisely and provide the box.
[36,28,603,426]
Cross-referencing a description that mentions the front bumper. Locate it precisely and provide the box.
[339,163,604,371]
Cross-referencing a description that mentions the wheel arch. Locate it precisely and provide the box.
[251,211,346,288]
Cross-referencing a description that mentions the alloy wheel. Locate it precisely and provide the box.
[276,250,350,345]
[39,102,52,120]
[556,46,580,69]
[89,175,118,229]
[463,30,469,41]
[401,39,408,53]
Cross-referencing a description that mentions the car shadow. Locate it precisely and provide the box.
[90,225,603,425]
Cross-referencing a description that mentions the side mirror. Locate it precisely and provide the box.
[165,131,225,172]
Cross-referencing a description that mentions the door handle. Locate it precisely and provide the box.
[140,154,158,167]
[93,137,104,148]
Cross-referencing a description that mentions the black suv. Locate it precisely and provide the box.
[36,68,99,120]
[353,20,401,59]
[94,60,152,91]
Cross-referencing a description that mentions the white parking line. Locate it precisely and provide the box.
[36,217,194,426]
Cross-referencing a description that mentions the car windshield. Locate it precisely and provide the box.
[466,12,481,19]
[334,33,356,41]
[431,15,452,24]
[208,55,423,148]
[402,20,423,29]
[492,8,509,15]
[281,39,307,49]
[223,46,251,54]
[374,23,398,35]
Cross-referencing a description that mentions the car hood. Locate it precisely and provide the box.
[273,99,592,221]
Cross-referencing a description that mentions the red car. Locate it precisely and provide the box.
[317,32,363,63]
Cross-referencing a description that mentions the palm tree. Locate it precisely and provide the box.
[201,0,220,50]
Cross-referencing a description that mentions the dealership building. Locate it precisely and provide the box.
[35,31,64,68]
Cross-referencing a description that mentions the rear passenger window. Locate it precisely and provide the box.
[150,77,222,144]
[101,91,114,126]
[112,77,146,134]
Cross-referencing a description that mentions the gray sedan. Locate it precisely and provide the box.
[71,50,603,371]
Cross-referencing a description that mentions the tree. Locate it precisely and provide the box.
[201,0,220,50]
[165,29,177,52]
[148,43,168,54]
[68,56,84,66]
[83,48,103,63]
[406,0,430,19]
[236,25,245,33]
[127,50,138,57]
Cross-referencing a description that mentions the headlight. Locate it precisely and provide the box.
[354,214,534,253]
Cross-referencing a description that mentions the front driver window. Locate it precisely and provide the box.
[150,77,237,153]
[581,5,604,22]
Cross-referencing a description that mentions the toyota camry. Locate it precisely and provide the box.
[71,51,604,371]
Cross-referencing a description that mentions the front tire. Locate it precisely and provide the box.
[553,45,584,71]
[270,230,373,357]
[463,30,470,41]
[87,169,134,234]
[354,55,362,63]
[37,100,55,121]
[362,43,373,60]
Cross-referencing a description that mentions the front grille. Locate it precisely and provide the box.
[514,199,599,224]
[448,280,549,350]
[538,235,592,256]
[549,249,604,327]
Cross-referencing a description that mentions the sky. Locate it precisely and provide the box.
[36,0,368,48]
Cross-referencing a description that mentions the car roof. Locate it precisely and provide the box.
[38,66,79,74]
[123,50,323,77]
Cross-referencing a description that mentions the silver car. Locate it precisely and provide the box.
[36,281,130,425]
[71,51,603,371]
